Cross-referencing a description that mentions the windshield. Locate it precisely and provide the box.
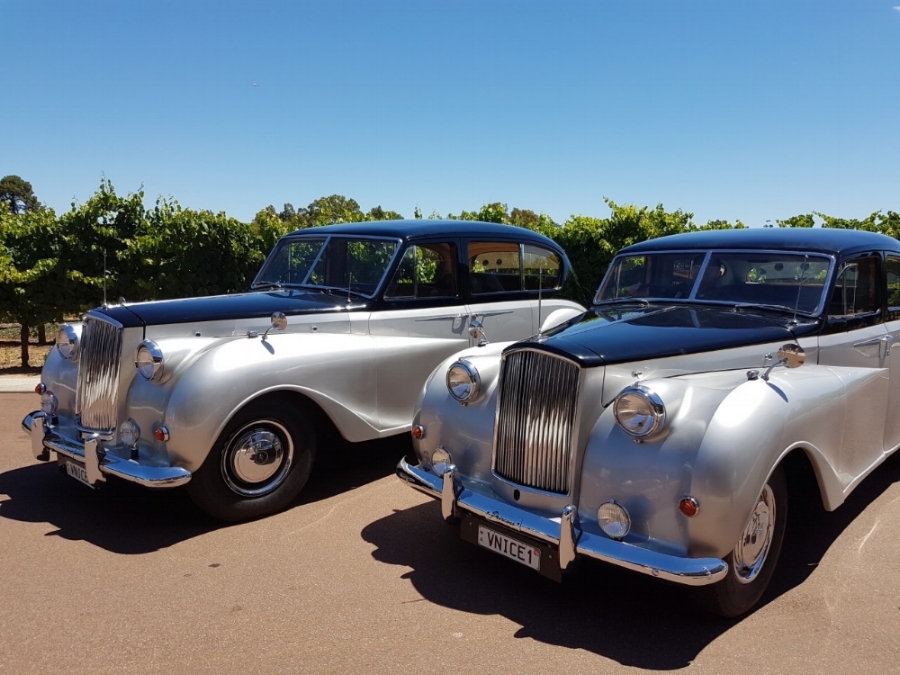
[253,235,399,297]
[596,250,833,315]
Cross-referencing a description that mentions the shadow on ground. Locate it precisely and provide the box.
[0,433,411,554]
[362,451,900,670]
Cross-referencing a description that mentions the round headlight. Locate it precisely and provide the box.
[40,390,59,415]
[613,385,666,438]
[446,360,480,403]
[135,340,164,381]
[119,418,141,447]
[56,325,79,361]
[598,500,631,540]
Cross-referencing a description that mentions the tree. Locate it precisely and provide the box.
[0,175,41,214]
[777,214,816,228]
[303,195,364,227]
[0,207,66,366]
[366,205,404,221]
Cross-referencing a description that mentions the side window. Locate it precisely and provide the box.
[828,254,881,318]
[523,245,563,290]
[384,243,457,299]
[468,242,521,294]
[887,256,900,320]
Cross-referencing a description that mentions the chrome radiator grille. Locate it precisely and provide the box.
[493,348,581,494]
[75,315,123,432]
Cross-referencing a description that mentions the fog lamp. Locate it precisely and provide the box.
[40,390,58,415]
[119,419,141,447]
[430,446,453,475]
[598,500,631,540]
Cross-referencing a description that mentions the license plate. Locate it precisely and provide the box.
[65,460,92,488]
[477,525,541,571]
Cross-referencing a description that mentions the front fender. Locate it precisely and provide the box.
[580,365,852,559]
[132,332,381,471]
[412,342,510,481]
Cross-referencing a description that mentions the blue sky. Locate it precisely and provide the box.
[3,1,899,227]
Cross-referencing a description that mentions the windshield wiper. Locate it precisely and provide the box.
[251,281,283,290]
[733,302,813,317]
[317,286,369,299]
[594,297,651,307]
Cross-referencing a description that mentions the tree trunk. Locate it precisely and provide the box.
[37,324,46,344]
[20,323,30,368]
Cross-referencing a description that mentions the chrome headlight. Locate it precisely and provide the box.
[56,325,79,361]
[135,340,164,381]
[446,360,480,404]
[613,384,666,438]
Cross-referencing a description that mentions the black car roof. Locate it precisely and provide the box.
[622,228,900,257]
[285,219,561,247]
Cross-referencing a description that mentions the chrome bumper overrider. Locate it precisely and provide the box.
[396,457,728,587]
[22,412,192,488]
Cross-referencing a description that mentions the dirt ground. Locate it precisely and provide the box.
[2,392,900,674]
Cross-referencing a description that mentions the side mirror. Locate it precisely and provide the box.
[778,343,806,369]
[762,343,805,381]
[262,312,288,340]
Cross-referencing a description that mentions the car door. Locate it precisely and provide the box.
[881,253,900,453]
[368,240,469,432]
[465,240,561,345]
[817,253,890,483]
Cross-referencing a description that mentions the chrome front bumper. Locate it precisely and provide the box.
[22,412,192,488]
[396,457,728,587]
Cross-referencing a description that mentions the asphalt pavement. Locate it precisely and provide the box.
[2,391,900,674]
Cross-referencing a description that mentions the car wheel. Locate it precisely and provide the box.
[696,464,787,618]
[187,400,316,522]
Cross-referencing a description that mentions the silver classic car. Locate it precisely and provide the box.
[398,227,900,617]
[22,220,583,521]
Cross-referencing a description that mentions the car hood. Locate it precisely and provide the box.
[518,304,818,367]
[93,290,371,328]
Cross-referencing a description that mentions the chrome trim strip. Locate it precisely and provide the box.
[23,413,192,488]
[397,458,728,586]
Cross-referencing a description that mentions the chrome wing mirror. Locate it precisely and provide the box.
[761,343,806,381]
[262,312,288,341]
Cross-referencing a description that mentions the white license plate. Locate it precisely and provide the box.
[476,525,541,571]
[65,460,92,487]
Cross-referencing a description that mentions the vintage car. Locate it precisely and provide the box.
[397,227,900,617]
[22,220,584,521]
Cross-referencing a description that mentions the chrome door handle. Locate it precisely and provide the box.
[470,310,514,319]
[853,334,894,355]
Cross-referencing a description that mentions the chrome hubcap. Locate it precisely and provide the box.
[732,482,775,584]
[222,421,294,497]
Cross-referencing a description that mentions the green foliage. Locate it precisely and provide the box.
[123,199,265,300]
[3,176,899,369]
[366,205,404,221]
[777,214,817,228]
